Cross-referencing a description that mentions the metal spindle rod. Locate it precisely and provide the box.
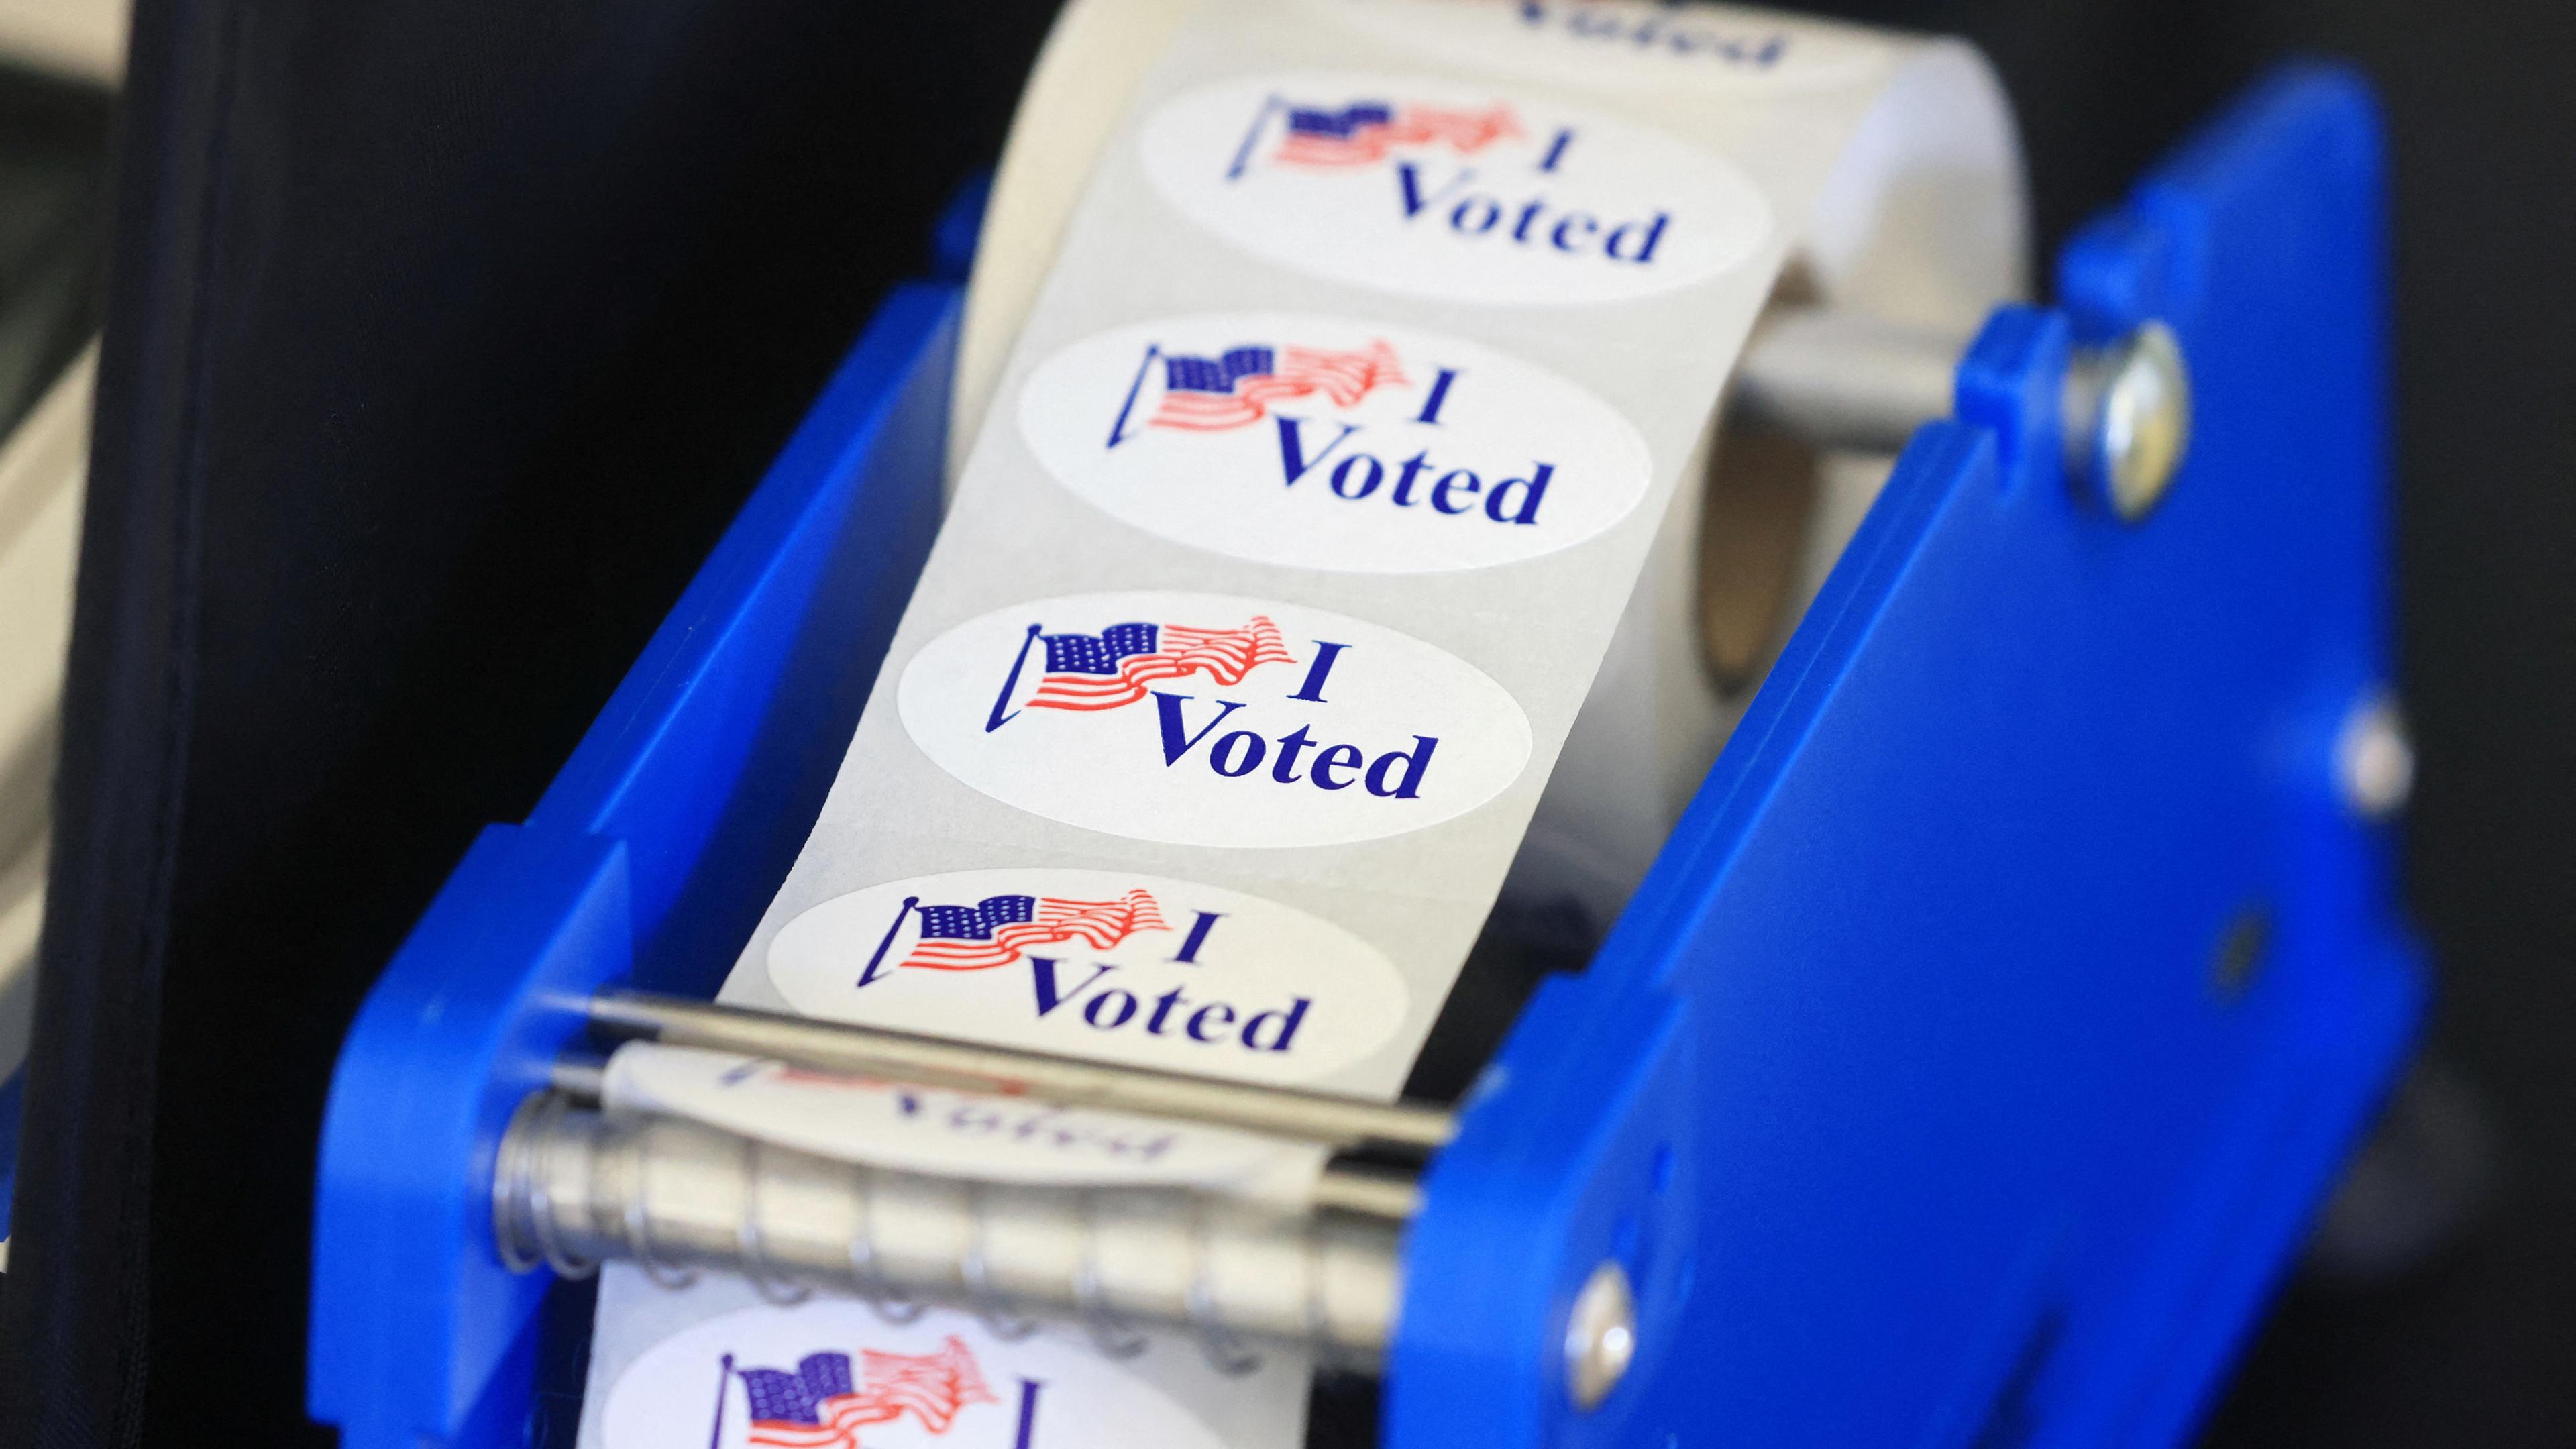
[586,989,1456,1154]
[549,1056,607,1100]
[495,1096,1404,1368]
[1307,1163,1424,1222]
[1734,307,2192,522]
[1733,307,1966,455]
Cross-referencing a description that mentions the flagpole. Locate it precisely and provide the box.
[706,1353,733,1449]
[1224,94,1285,181]
[984,623,1042,733]
[855,896,920,989]
[1105,344,1161,449]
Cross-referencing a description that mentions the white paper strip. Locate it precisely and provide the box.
[602,1042,1335,1206]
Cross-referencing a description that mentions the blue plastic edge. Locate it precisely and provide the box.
[309,282,959,1446]
[1388,62,2417,1449]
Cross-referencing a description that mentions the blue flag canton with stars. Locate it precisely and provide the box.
[1040,622,1159,676]
[916,894,1037,943]
[738,1351,855,1425]
[1288,101,1393,139]
[1165,346,1275,394]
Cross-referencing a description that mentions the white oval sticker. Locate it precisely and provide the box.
[1309,0,1888,93]
[1019,313,1653,573]
[897,593,1531,847]
[767,869,1409,1085]
[601,1303,1225,1449]
[1138,71,1772,305]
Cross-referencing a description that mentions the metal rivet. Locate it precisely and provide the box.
[1565,1260,1638,1411]
[2069,320,2192,521]
[2337,692,2415,820]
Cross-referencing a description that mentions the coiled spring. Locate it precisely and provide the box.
[493,1094,1403,1372]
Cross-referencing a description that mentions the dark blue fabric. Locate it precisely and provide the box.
[0,1,1055,1442]
[0,1070,21,1242]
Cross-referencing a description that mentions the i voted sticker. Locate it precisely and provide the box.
[602,1303,1226,1449]
[897,592,1531,847]
[606,1044,1330,1198]
[769,869,1409,1085]
[1018,313,1652,573]
[1309,0,1887,92]
[1138,70,1772,305]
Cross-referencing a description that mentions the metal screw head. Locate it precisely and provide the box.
[2077,320,2192,522]
[1564,1260,1638,1411]
[2337,693,2416,820]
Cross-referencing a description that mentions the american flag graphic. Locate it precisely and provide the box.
[1273,99,1522,168]
[1147,340,1408,433]
[1024,618,1296,712]
[902,888,1169,972]
[737,1339,996,1448]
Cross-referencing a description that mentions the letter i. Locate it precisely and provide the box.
[1538,127,1575,172]
[1171,911,1224,964]
[1289,641,1350,703]
[1413,368,1460,425]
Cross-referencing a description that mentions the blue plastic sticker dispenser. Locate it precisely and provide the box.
[307,64,2420,1449]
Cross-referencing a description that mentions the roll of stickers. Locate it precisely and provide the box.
[580,3,2023,1445]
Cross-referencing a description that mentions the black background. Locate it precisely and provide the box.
[1,1,2567,1444]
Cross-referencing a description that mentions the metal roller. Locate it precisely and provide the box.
[492,1094,1407,1371]
[1731,307,1966,456]
[1734,307,2192,515]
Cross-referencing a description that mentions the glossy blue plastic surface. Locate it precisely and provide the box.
[309,64,2414,1449]
[1388,65,2414,1449]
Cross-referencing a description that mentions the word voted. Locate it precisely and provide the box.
[886,1087,1185,1164]
[1032,954,1312,1055]
[1319,0,1877,87]
[1275,403,1556,527]
[1146,641,1434,797]
[1510,0,1793,67]
[1397,156,1672,267]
